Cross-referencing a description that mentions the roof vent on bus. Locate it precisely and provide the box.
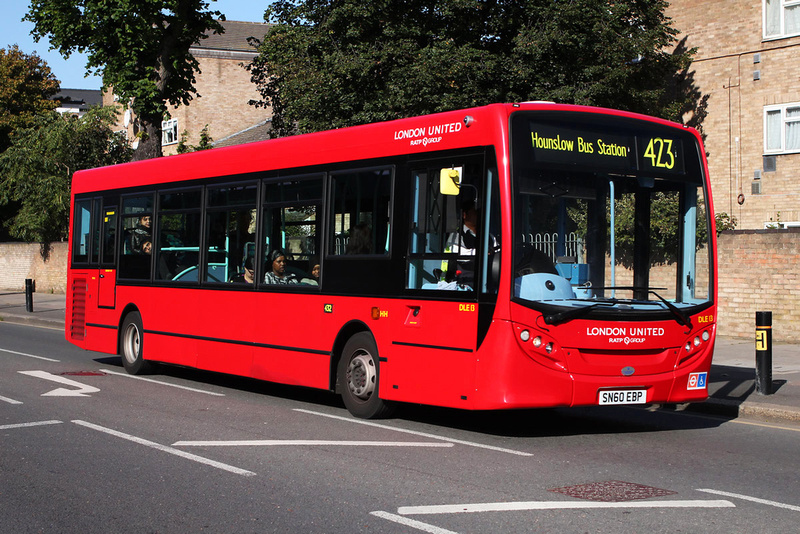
[521,101,556,105]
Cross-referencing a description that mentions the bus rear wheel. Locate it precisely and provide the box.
[120,311,153,375]
[338,332,394,419]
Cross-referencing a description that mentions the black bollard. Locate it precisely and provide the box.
[755,311,773,395]
[25,278,34,313]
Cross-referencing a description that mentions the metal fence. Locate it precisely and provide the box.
[521,232,583,263]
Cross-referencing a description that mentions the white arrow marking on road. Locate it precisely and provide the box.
[0,394,23,405]
[18,370,100,397]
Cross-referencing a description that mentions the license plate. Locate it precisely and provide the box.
[598,389,647,405]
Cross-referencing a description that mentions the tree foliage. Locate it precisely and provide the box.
[249,0,703,137]
[25,0,224,160]
[176,124,214,153]
[0,45,60,151]
[0,107,131,242]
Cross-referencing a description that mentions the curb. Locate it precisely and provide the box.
[686,397,800,423]
[0,314,64,330]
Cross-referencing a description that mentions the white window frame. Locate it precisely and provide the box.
[764,103,800,154]
[162,118,179,146]
[764,0,800,39]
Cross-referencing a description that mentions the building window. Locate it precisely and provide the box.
[764,103,800,154]
[162,118,179,146]
[764,0,800,39]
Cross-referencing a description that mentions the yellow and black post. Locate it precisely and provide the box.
[755,311,772,395]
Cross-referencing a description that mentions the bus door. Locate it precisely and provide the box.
[97,205,118,308]
[393,154,497,406]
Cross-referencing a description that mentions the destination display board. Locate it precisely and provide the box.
[525,122,686,175]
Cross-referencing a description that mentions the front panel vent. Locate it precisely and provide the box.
[70,278,87,341]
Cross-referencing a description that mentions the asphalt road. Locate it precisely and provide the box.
[2,321,799,533]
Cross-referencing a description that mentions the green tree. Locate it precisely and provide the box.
[0,45,60,151]
[248,0,702,137]
[25,0,224,160]
[176,124,214,154]
[0,107,132,242]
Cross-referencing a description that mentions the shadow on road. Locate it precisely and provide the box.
[95,355,729,438]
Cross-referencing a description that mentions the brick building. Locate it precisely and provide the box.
[667,0,800,229]
[104,20,272,155]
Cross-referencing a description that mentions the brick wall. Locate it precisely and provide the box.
[164,52,271,153]
[0,243,67,294]
[717,229,800,341]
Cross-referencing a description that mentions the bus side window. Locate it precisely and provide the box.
[72,199,93,264]
[206,183,257,284]
[406,165,472,290]
[101,204,117,266]
[119,194,154,280]
[155,189,201,282]
[329,168,392,257]
[262,175,323,287]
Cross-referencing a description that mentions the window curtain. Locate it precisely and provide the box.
[786,107,800,150]
[766,110,782,150]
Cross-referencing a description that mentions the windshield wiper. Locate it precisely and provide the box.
[544,303,610,325]
[649,290,692,329]
[559,286,693,329]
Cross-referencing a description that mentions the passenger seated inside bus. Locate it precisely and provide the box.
[229,256,255,284]
[299,257,320,286]
[345,223,373,254]
[264,248,299,285]
[130,215,152,254]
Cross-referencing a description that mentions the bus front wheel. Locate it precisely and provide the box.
[338,332,394,419]
[120,311,153,375]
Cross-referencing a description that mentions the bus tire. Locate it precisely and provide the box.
[120,311,153,375]
[338,332,394,419]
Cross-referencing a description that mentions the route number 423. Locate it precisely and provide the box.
[644,138,675,170]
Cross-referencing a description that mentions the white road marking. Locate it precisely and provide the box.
[100,368,225,396]
[0,347,59,362]
[370,511,460,534]
[294,409,533,457]
[173,439,454,447]
[0,420,62,430]
[18,370,100,397]
[72,420,255,477]
[697,488,800,512]
[398,499,736,515]
[0,394,23,405]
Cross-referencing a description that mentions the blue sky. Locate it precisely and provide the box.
[2,1,272,90]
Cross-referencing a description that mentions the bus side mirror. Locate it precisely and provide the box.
[440,167,462,196]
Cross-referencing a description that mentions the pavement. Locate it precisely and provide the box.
[1,291,799,424]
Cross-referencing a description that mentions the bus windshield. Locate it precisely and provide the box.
[510,112,712,321]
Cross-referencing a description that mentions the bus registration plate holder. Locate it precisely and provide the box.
[598,389,646,405]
